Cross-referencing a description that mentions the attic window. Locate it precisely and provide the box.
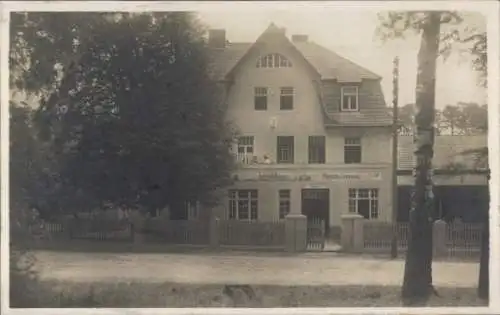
[256,54,292,68]
[341,86,359,111]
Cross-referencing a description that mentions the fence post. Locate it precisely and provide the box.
[130,223,135,242]
[63,217,73,240]
[285,214,307,252]
[341,214,364,253]
[433,220,447,257]
[210,217,220,249]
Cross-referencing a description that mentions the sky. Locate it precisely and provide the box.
[198,9,487,109]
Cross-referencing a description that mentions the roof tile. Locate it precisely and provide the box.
[208,40,380,82]
[326,109,393,127]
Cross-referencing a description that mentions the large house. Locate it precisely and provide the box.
[207,24,394,238]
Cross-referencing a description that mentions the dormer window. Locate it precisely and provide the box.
[256,54,292,68]
[341,86,359,111]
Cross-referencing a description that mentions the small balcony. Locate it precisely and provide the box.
[235,153,258,165]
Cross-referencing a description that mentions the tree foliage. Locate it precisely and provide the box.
[10,12,235,220]
[398,102,487,135]
[376,11,487,87]
[10,12,120,95]
[377,10,489,302]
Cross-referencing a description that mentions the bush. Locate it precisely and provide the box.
[10,248,43,307]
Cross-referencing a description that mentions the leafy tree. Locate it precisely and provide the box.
[31,12,235,218]
[377,11,462,305]
[10,12,120,96]
[377,10,488,302]
[398,103,486,136]
[441,104,464,135]
[397,103,415,135]
[458,102,487,134]
[10,102,38,210]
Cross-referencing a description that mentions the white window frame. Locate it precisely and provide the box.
[228,190,258,221]
[256,53,292,68]
[341,86,359,111]
[236,136,255,164]
[348,188,379,219]
[278,189,291,219]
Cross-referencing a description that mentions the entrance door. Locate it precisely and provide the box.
[301,189,330,236]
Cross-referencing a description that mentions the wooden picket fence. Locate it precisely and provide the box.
[362,221,483,259]
[143,218,210,245]
[32,215,484,257]
[446,222,483,258]
[363,221,409,253]
[34,217,286,248]
[218,220,285,248]
[69,218,134,242]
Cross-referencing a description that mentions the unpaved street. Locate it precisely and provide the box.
[32,250,479,287]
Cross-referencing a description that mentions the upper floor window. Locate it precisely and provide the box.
[344,137,361,164]
[237,136,254,164]
[256,53,292,68]
[277,136,294,164]
[280,87,294,110]
[308,136,326,164]
[254,87,268,110]
[341,86,359,111]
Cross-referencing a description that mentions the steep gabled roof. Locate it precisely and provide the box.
[325,108,393,127]
[208,24,381,82]
[208,42,251,82]
[292,41,381,81]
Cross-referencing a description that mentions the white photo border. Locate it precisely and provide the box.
[1,1,498,314]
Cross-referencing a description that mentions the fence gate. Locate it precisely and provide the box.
[307,217,325,251]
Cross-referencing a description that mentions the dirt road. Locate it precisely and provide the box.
[32,250,478,287]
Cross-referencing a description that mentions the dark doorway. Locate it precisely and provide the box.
[301,189,330,236]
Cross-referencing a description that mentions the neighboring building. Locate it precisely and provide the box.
[397,134,488,222]
[208,24,394,238]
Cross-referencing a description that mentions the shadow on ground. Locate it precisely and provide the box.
[12,280,488,308]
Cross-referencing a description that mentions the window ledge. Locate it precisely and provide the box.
[340,109,360,112]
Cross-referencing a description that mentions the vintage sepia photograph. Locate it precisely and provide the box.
[4,1,498,311]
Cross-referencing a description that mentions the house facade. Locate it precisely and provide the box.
[208,24,394,237]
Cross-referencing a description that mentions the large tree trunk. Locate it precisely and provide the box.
[478,174,489,300]
[401,12,441,305]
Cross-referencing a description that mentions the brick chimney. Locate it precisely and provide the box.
[208,29,226,49]
[292,34,309,43]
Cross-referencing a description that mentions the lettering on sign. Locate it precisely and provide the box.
[258,172,292,181]
[322,172,382,181]
[303,184,328,190]
[236,171,382,182]
[298,175,312,181]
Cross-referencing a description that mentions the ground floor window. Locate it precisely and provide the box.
[278,189,291,219]
[348,188,379,219]
[228,189,258,221]
[187,201,200,220]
